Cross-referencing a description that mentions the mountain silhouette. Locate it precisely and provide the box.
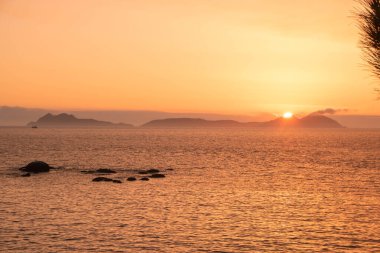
[260,115,343,128]
[141,118,250,128]
[142,115,344,128]
[298,115,343,128]
[27,113,134,128]
[27,113,344,128]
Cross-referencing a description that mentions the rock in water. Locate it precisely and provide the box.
[20,161,51,173]
[146,169,160,174]
[95,169,116,174]
[81,168,116,174]
[112,180,122,184]
[127,177,137,181]
[140,177,150,181]
[150,174,165,178]
[92,177,114,182]
[138,169,160,174]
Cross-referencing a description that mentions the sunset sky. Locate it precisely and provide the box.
[1,0,379,116]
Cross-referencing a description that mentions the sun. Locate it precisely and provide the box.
[283,112,293,119]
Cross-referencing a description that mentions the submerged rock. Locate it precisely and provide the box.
[138,169,160,174]
[96,168,117,174]
[140,177,150,181]
[19,161,51,173]
[150,174,165,178]
[146,169,160,174]
[81,168,117,174]
[92,177,122,183]
[92,177,114,182]
[127,177,137,181]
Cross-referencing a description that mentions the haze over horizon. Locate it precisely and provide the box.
[1,0,379,116]
[1,105,380,128]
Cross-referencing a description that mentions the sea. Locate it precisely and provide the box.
[0,127,379,252]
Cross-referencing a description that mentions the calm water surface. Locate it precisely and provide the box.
[0,128,379,252]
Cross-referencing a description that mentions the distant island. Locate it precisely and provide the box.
[27,113,134,128]
[142,114,344,128]
[27,113,344,128]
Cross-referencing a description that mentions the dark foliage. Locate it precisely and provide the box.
[356,0,380,96]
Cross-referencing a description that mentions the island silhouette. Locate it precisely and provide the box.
[27,113,133,128]
[27,113,344,128]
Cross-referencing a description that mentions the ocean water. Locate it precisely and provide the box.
[0,128,379,252]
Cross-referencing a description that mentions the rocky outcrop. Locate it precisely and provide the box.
[146,169,160,174]
[138,169,160,174]
[150,174,166,178]
[19,161,52,173]
[81,169,117,174]
[92,177,122,183]
[92,177,114,182]
[17,161,170,183]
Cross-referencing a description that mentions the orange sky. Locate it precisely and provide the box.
[1,0,379,116]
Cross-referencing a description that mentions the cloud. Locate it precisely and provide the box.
[313,108,348,115]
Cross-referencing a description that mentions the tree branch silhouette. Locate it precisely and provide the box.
[356,0,380,98]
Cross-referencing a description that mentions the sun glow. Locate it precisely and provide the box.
[283,112,293,119]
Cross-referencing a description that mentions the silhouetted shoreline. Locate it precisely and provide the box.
[26,113,344,129]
